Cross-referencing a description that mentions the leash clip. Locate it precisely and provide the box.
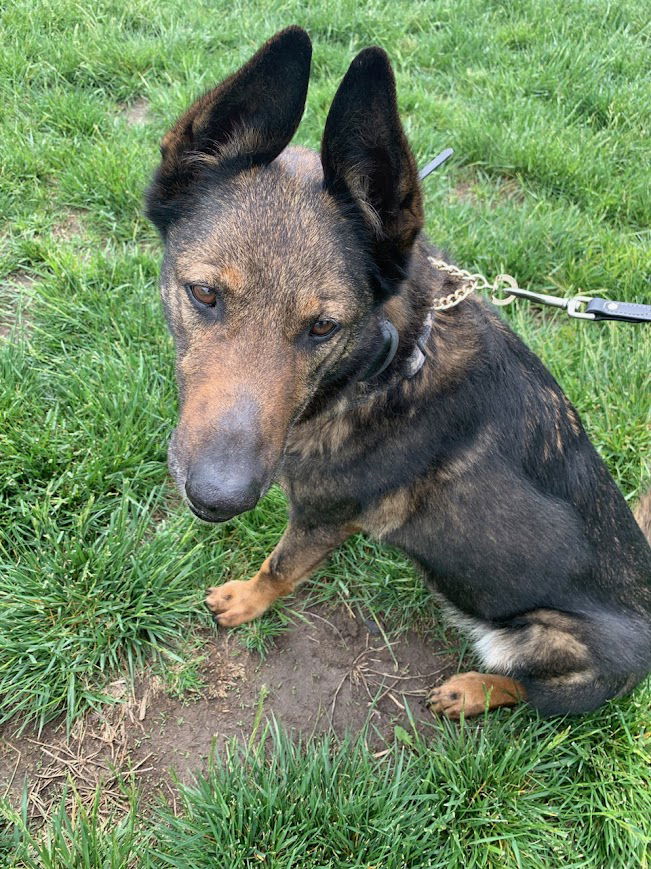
[566,295,595,320]
[491,278,595,320]
[429,256,649,323]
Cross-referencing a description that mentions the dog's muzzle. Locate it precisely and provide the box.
[167,394,276,523]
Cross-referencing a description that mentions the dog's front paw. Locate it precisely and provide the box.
[205,579,273,627]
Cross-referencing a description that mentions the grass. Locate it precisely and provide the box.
[2,710,650,867]
[0,0,650,863]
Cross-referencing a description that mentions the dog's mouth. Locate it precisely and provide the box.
[186,501,231,524]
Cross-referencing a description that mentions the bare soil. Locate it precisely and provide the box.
[119,97,150,126]
[451,180,478,205]
[0,601,458,819]
[51,208,86,241]
[451,174,525,206]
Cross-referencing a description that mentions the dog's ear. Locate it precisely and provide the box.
[146,26,312,234]
[321,48,423,298]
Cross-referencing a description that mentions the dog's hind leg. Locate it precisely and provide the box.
[428,608,647,718]
[205,522,353,627]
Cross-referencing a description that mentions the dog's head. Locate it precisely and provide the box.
[146,27,423,522]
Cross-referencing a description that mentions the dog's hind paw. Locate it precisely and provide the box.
[427,671,525,719]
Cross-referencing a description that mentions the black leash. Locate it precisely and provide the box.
[583,298,651,324]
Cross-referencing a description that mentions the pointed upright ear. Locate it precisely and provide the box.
[146,26,312,234]
[321,48,423,298]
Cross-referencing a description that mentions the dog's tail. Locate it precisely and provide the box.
[634,487,651,543]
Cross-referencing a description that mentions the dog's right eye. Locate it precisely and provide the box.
[187,284,218,307]
[309,319,339,340]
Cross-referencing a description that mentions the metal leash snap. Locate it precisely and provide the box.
[566,295,596,320]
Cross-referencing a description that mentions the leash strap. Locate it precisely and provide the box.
[419,148,454,180]
[584,298,651,323]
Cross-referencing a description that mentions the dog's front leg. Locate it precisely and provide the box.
[205,522,353,627]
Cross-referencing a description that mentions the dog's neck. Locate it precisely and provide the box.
[367,240,443,383]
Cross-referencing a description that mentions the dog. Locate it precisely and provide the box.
[145,27,651,718]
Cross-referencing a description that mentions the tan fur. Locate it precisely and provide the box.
[285,401,354,459]
[475,621,590,674]
[545,670,597,687]
[634,489,651,542]
[439,603,591,677]
[219,265,246,291]
[361,486,414,538]
[383,294,411,335]
[176,337,298,461]
[277,145,323,181]
[566,402,581,436]
[206,558,293,628]
[434,429,494,485]
[551,391,564,451]
[428,671,526,718]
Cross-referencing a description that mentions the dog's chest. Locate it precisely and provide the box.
[284,402,356,462]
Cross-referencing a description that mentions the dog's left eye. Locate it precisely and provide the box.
[187,284,218,307]
[309,319,339,339]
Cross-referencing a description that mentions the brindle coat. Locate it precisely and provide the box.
[146,27,651,717]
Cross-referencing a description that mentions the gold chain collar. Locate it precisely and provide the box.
[428,257,520,311]
[427,257,605,320]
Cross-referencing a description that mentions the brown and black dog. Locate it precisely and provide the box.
[146,27,651,718]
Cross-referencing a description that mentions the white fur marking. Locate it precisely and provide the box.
[440,600,519,674]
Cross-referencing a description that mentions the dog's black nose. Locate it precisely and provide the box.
[185,463,262,523]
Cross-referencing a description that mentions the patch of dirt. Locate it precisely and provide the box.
[450,175,525,206]
[452,180,478,205]
[0,601,458,819]
[119,97,150,126]
[51,208,86,241]
[495,176,526,204]
[0,271,34,339]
